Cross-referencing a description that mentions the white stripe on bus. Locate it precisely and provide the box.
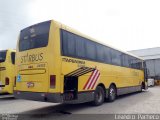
[89,71,100,89]
[85,70,98,90]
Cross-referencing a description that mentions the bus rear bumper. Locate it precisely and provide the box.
[13,91,95,104]
[14,91,63,103]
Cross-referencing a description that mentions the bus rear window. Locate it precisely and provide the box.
[0,50,7,62]
[19,21,51,51]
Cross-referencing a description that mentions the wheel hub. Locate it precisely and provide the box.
[110,88,115,100]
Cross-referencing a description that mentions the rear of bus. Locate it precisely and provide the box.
[14,20,63,102]
[0,50,16,94]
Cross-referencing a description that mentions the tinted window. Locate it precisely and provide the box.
[76,36,85,58]
[96,44,104,62]
[0,50,7,62]
[61,30,68,55]
[19,21,51,51]
[61,29,96,61]
[104,46,111,63]
[60,29,142,69]
[11,52,15,64]
[61,30,76,56]
[136,59,142,69]
[111,49,122,66]
[85,40,96,60]
[122,54,129,67]
[67,32,76,56]
[129,56,135,68]
[129,56,142,69]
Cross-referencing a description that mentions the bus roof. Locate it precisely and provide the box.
[52,20,143,61]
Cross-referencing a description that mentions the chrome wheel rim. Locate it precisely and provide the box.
[110,88,115,100]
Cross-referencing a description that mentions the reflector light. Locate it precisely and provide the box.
[14,76,16,87]
[5,77,9,85]
[50,75,56,88]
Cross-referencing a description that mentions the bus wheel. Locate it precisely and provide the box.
[108,85,116,102]
[140,83,143,92]
[92,86,105,106]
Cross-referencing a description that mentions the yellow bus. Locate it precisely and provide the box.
[14,20,147,105]
[0,49,16,94]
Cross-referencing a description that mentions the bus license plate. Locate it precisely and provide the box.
[27,82,34,88]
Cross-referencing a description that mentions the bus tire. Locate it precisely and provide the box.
[140,83,143,92]
[108,85,116,102]
[92,86,105,106]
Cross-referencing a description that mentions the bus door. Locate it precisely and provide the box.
[63,67,95,101]
[64,76,78,100]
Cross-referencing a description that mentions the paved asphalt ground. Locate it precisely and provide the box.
[0,86,160,120]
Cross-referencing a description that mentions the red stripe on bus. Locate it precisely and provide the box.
[89,71,100,89]
[87,70,99,89]
[83,70,95,90]
[91,73,100,89]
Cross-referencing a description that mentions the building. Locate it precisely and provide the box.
[128,47,160,80]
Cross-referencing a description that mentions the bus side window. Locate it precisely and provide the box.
[76,36,86,58]
[96,44,105,62]
[111,49,122,66]
[11,52,15,64]
[104,46,112,64]
[85,40,96,60]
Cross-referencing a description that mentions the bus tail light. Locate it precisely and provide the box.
[50,75,56,88]
[14,76,16,87]
[5,77,9,85]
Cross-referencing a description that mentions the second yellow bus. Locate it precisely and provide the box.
[0,49,16,94]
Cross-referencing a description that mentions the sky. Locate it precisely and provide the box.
[0,0,160,51]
